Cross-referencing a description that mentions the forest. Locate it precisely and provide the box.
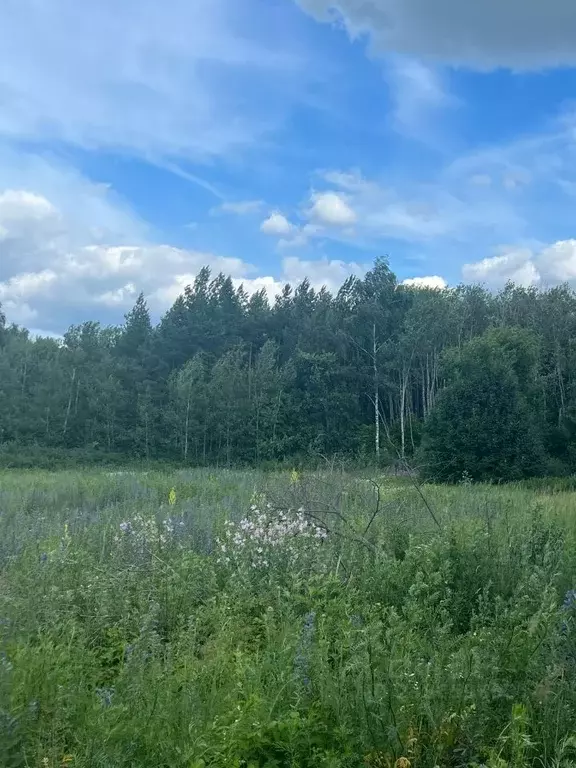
[1,258,575,481]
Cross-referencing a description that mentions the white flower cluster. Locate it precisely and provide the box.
[217,504,327,570]
[115,514,184,549]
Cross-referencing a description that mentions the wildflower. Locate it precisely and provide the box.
[168,488,177,506]
[303,611,316,634]
[563,589,576,611]
[217,503,328,572]
[163,518,185,536]
[294,611,316,688]
[95,687,115,708]
[119,521,133,534]
[124,644,134,661]
[395,759,411,768]
[40,552,48,563]
[290,469,300,484]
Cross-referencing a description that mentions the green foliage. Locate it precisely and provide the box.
[2,469,576,766]
[420,328,546,482]
[4,264,576,478]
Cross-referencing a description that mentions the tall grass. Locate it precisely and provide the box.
[2,469,576,767]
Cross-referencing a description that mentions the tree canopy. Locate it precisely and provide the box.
[2,263,576,478]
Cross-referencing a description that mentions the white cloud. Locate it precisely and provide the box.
[213,200,264,216]
[260,211,294,236]
[231,275,284,305]
[386,58,454,141]
[0,299,39,327]
[277,223,323,249]
[0,154,370,331]
[307,168,521,247]
[0,153,259,331]
[245,111,576,279]
[503,171,531,190]
[462,240,576,290]
[462,249,541,289]
[282,255,368,292]
[402,275,447,289]
[294,0,576,70]
[308,191,357,226]
[537,240,576,282]
[0,190,57,222]
[0,0,303,161]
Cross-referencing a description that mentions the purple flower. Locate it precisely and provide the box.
[96,687,115,708]
[294,611,316,688]
[563,589,576,611]
[124,644,134,661]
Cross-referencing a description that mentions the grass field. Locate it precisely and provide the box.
[2,468,576,767]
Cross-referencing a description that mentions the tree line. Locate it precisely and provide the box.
[2,258,576,480]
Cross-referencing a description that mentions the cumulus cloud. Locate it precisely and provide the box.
[294,0,576,70]
[462,240,576,290]
[0,157,370,332]
[538,240,576,282]
[0,218,256,332]
[308,191,357,226]
[0,155,257,331]
[260,211,294,236]
[462,249,540,289]
[308,168,521,247]
[402,275,447,289]
[282,256,368,292]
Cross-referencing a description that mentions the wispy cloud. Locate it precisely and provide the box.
[212,200,265,216]
[386,57,455,143]
[256,106,576,288]
[0,0,305,162]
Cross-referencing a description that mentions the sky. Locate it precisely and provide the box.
[2,0,576,334]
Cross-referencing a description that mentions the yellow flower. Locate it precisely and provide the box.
[290,469,300,484]
[395,759,411,768]
[61,756,74,765]
[168,488,177,506]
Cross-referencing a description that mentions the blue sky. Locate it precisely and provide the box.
[2,0,576,334]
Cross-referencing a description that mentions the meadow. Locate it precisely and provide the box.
[2,469,576,768]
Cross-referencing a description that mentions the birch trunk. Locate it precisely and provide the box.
[184,392,191,461]
[63,367,76,436]
[373,322,380,462]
